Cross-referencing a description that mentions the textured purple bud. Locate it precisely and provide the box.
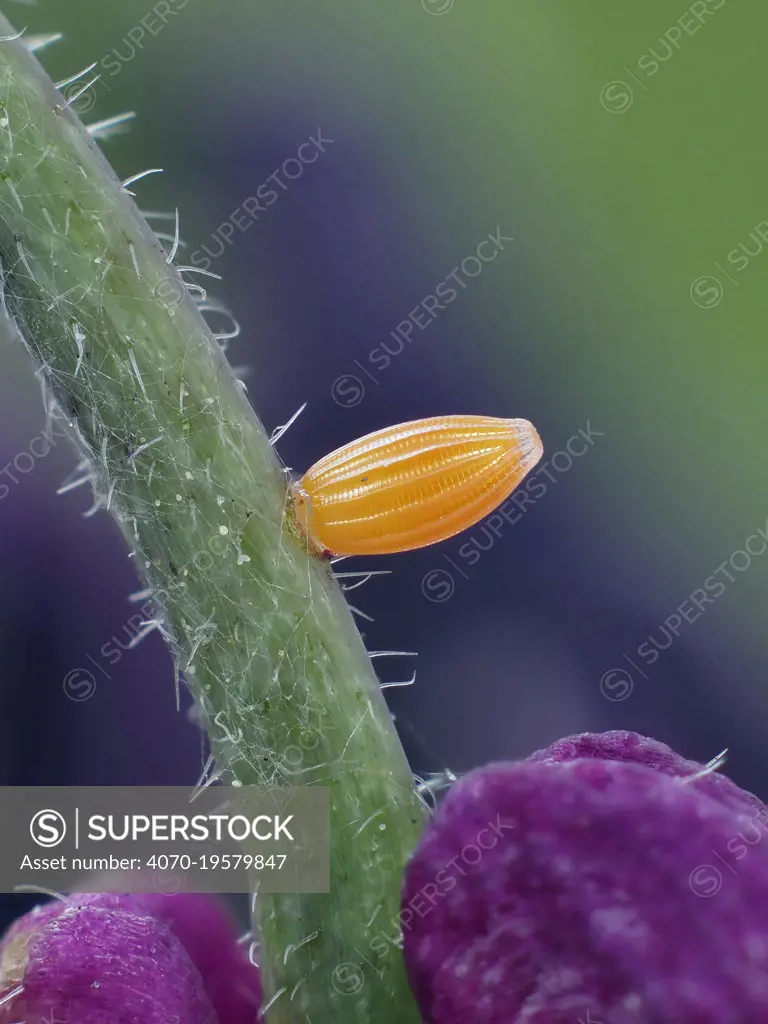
[527,730,764,817]
[136,893,262,1023]
[0,892,261,1023]
[0,894,216,1023]
[402,731,768,1023]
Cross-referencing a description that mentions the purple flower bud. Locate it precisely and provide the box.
[136,893,262,1023]
[527,730,764,817]
[402,731,768,1023]
[0,893,261,1024]
[0,893,216,1024]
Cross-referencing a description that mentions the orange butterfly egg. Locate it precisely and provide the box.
[291,414,543,557]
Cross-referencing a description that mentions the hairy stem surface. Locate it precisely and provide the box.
[0,17,425,1024]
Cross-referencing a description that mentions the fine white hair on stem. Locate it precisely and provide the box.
[191,752,216,796]
[369,650,417,660]
[0,26,25,43]
[164,208,181,264]
[55,63,97,90]
[128,350,148,402]
[87,112,136,141]
[189,761,229,802]
[414,770,458,810]
[128,241,141,279]
[196,301,241,344]
[283,930,320,963]
[181,279,207,301]
[121,167,163,194]
[347,603,374,622]
[24,33,63,53]
[65,75,100,110]
[155,231,187,250]
[332,569,392,591]
[125,619,164,649]
[127,435,164,462]
[260,986,288,1016]
[57,469,94,495]
[178,265,222,281]
[270,402,307,446]
[379,670,416,691]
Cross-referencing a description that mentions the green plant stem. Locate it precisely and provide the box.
[0,18,425,1024]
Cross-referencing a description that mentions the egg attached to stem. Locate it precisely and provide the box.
[291,414,543,557]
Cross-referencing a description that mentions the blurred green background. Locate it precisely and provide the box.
[1,0,767,812]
